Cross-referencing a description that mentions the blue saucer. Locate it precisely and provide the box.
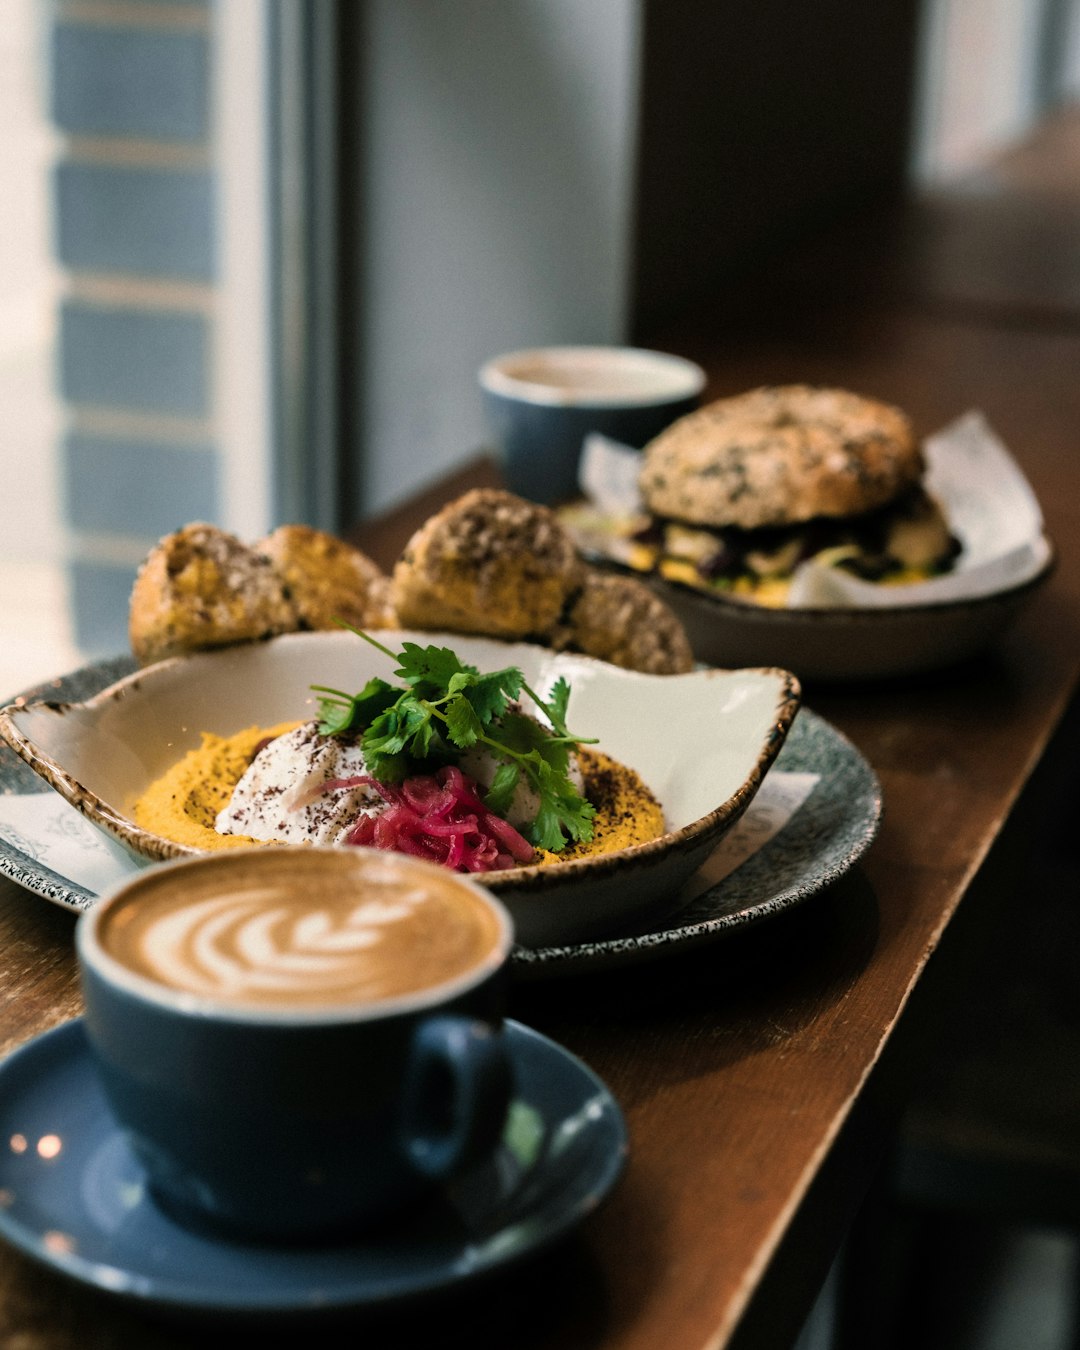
[0,1018,626,1317]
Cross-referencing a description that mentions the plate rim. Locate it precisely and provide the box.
[516,704,881,974]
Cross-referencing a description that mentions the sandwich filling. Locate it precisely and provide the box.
[624,484,962,607]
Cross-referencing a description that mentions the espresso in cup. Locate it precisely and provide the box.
[77,848,514,1240]
[96,849,505,1008]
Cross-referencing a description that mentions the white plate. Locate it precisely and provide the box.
[0,632,799,948]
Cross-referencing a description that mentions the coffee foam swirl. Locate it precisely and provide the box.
[148,889,425,1002]
[98,856,503,1009]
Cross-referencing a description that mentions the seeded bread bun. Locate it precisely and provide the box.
[639,384,921,530]
[257,524,396,632]
[392,488,694,673]
[553,570,695,674]
[129,498,695,676]
[392,488,585,640]
[129,523,299,666]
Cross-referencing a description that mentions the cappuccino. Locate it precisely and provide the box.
[96,849,506,1009]
[77,847,514,1237]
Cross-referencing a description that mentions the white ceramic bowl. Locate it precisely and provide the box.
[0,631,799,947]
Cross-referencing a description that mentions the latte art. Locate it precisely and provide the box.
[98,852,505,1008]
[140,888,442,1003]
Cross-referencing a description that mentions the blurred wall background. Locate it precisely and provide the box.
[339,0,642,519]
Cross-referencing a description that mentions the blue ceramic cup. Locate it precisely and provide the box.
[479,345,706,505]
[76,847,515,1242]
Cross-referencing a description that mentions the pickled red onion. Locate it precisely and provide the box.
[321,765,535,872]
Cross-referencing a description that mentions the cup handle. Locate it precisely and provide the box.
[404,1016,513,1180]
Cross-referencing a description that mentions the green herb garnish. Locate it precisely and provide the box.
[311,627,597,852]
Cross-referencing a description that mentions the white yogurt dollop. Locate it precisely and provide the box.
[215,721,385,845]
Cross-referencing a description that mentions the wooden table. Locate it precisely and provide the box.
[2,108,1079,1350]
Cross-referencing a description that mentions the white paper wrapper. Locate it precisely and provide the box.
[679,769,818,899]
[575,411,1050,609]
[0,791,146,894]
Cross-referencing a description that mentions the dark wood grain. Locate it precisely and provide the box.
[2,106,1079,1350]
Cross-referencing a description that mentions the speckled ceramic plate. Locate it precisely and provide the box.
[0,634,799,949]
[514,703,880,976]
[0,654,876,978]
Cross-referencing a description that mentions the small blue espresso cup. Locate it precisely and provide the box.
[479,345,706,505]
[76,847,515,1241]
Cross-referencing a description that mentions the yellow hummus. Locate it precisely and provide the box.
[535,749,665,864]
[132,722,299,850]
[132,726,665,863]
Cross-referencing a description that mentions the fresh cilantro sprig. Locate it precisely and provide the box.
[312,626,597,852]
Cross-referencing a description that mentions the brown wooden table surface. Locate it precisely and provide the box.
[2,107,1079,1350]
